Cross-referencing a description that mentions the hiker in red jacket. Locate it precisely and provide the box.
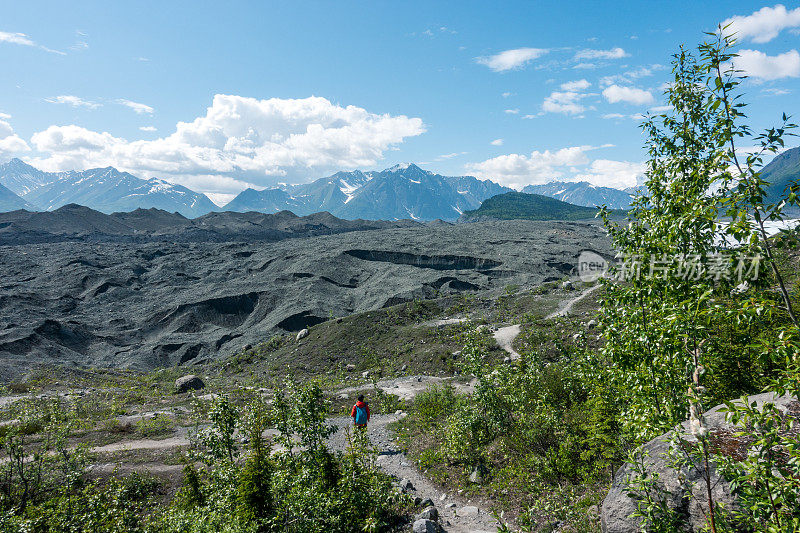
[351,394,370,428]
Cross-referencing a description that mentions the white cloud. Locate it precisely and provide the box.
[762,87,790,96]
[491,138,504,146]
[0,117,31,158]
[649,105,673,113]
[476,47,548,72]
[602,84,654,105]
[504,108,520,114]
[27,94,426,194]
[542,80,593,115]
[502,92,513,98]
[602,113,627,119]
[731,49,800,80]
[599,64,665,87]
[574,159,645,189]
[542,91,592,115]
[437,151,468,160]
[45,95,102,109]
[139,126,157,132]
[574,47,628,60]
[722,5,800,43]
[466,145,615,189]
[117,99,154,114]
[560,79,591,91]
[0,30,65,55]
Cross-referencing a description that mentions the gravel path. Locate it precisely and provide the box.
[493,325,521,360]
[327,414,500,533]
[545,284,601,319]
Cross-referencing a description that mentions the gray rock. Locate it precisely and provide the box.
[345,364,356,371]
[399,478,415,491]
[561,280,573,290]
[458,505,480,516]
[601,393,798,533]
[469,464,489,484]
[420,498,434,508]
[445,503,456,509]
[412,519,439,533]
[587,319,597,329]
[175,375,204,393]
[416,506,439,522]
[296,328,309,341]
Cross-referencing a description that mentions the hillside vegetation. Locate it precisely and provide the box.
[460,192,607,221]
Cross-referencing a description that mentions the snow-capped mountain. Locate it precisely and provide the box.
[223,163,511,221]
[0,182,36,212]
[0,159,217,217]
[522,181,635,210]
[0,158,54,196]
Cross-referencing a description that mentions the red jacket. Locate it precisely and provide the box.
[351,400,370,425]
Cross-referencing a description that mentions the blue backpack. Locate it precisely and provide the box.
[354,404,368,425]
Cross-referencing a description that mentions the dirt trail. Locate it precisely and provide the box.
[336,375,475,402]
[327,415,499,533]
[545,284,601,319]
[493,325,521,360]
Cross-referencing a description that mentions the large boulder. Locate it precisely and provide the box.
[601,392,798,532]
[412,519,439,533]
[175,375,205,393]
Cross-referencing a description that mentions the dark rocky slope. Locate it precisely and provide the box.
[0,220,610,381]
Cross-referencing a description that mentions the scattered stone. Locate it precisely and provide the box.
[439,493,447,501]
[401,364,408,371]
[296,328,309,341]
[562,280,573,290]
[243,344,253,351]
[416,507,439,522]
[420,498,434,508]
[503,357,512,364]
[362,370,370,378]
[587,319,597,329]
[445,503,456,509]
[345,364,356,371]
[458,505,480,516]
[174,375,204,393]
[412,519,439,533]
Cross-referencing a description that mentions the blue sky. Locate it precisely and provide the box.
[1,1,799,204]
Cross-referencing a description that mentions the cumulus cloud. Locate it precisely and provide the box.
[504,108,520,114]
[27,94,426,194]
[542,80,593,115]
[491,138,504,146]
[0,116,31,158]
[45,95,102,109]
[560,79,591,91]
[574,159,645,189]
[117,99,154,114]
[476,47,548,72]
[465,144,630,189]
[722,4,800,43]
[731,49,800,80]
[602,84,654,105]
[574,47,628,60]
[0,30,65,55]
